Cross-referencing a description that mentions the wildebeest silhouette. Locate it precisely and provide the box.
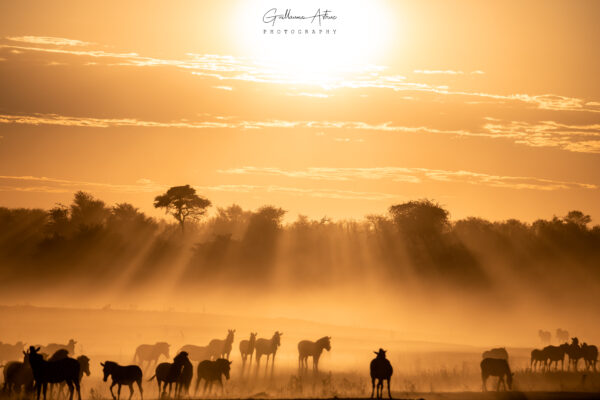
[255,331,282,375]
[101,361,144,400]
[207,329,235,360]
[3,352,33,394]
[298,336,331,374]
[175,353,193,396]
[556,328,569,343]
[482,347,508,360]
[370,349,392,399]
[0,341,26,362]
[543,343,569,371]
[133,342,170,371]
[26,346,81,400]
[148,351,190,397]
[530,349,546,371]
[177,344,210,362]
[239,332,257,375]
[581,343,598,371]
[40,340,77,357]
[194,358,232,396]
[481,357,512,392]
[538,330,551,345]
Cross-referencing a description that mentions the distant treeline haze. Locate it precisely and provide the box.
[1,190,599,302]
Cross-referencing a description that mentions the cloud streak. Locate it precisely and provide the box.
[1,37,599,113]
[218,166,598,191]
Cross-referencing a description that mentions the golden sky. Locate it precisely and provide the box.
[1,0,599,222]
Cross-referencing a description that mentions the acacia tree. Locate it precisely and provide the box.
[153,185,211,232]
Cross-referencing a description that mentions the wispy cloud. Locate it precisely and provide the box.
[6,36,94,47]
[2,112,599,153]
[414,70,464,75]
[0,175,398,201]
[1,38,598,113]
[219,166,598,191]
[213,86,233,91]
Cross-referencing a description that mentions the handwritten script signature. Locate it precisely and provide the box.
[263,8,337,26]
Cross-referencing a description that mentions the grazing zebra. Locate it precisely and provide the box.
[543,343,569,371]
[530,349,546,371]
[298,336,331,374]
[255,331,282,375]
[481,358,512,392]
[482,347,508,360]
[581,343,598,371]
[178,344,210,362]
[133,342,170,371]
[0,341,26,363]
[48,351,90,398]
[26,346,81,400]
[148,351,190,397]
[207,329,235,360]
[101,361,144,400]
[239,332,257,375]
[538,330,551,345]
[40,340,77,357]
[194,359,232,396]
[370,349,393,399]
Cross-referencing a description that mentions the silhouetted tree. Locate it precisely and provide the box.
[389,199,449,239]
[564,210,591,227]
[153,185,211,232]
[70,191,109,228]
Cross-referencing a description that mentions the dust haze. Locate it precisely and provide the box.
[1,191,600,394]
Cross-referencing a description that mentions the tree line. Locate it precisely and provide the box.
[1,185,599,295]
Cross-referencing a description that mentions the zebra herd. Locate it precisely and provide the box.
[1,332,332,400]
[530,337,598,372]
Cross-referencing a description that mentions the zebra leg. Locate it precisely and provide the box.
[118,384,122,400]
[66,381,74,400]
[128,384,134,400]
[109,382,117,399]
[43,383,48,400]
[137,379,144,400]
[370,377,375,398]
[387,378,392,399]
[481,375,487,392]
[75,380,81,400]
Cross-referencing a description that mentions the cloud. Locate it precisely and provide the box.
[287,92,331,98]
[213,86,233,91]
[2,112,599,154]
[1,38,598,113]
[414,70,464,75]
[483,119,600,154]
[218,166,598,191]
[6,36,94,46]
[0,175,399,201]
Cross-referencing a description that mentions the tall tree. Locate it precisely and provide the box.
[153,185,211,232]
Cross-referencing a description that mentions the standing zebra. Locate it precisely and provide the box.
[297,336,331,375]
[370,349,392,399]
[239,332,257,375]
[255,331,282,377]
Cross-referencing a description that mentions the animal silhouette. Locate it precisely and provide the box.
[3,352,33,394]
[298,336,331,374]
[207,329,235,360]
[40,340,77,356]
[47,351,90,398]
[0,341,26,362]
[538,330,551,345]
[530,349,546,371]
[370,349,393,399]
[148,351,190,397]
[175,354,193,396]
[239,332,257,375]
[581,343,598,371]
[482,347,508,360]
[556,328,569,343]
[26,346,81,400]
[255,331,282,376]
[194,358,232,396]
[133,342,170,371]
[567,337,583,371]
[481,357,512,392]
[177,344,210,362]
[101,361,144,400]
[543,343,569,371]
